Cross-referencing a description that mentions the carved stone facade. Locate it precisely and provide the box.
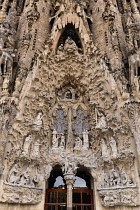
[0,0,140,210]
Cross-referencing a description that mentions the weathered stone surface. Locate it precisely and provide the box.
[0,0,140,209]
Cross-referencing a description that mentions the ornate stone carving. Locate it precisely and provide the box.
[109,136,118,158]
[1,186,42,204]
[31,139,41,159]
[21,135,32,157]
[96,110,107,129]
[98,170,136,190]
[6,164,42,189]
[98,189,139,207]
[0,0,140,208]
[27,3,40,28]
[74,137,82,151]
[33,111,43,131]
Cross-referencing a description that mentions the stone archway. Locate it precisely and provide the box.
[44,165,95,210]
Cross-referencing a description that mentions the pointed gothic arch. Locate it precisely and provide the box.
[57,23,83,50]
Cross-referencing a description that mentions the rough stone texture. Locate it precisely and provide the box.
[0,0,140,209]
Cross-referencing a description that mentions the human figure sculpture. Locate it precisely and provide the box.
[64,36,78,54]
[110,169,120,186]
[21,135,32,157]
[74,137,82,150]
[60,134,65,148]
[110,136,118,158]
[100,138,110,159]
[33,112,43,131]
[96,111,107,129]
[32,174,40,187]
[18,167,30,186]
[52,129,58,148]
[57,44,64,55]
[82,129,89,149]
[120,171,132,186]
[104,173,110,187]
[8,164,20,184]
[32,140,40,158]
[62,156,78,175]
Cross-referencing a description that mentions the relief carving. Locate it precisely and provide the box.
[6,164,42,189]
[1,186,42,204]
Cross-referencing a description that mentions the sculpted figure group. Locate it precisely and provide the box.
[99,169,135,190]
[7,164,41,189]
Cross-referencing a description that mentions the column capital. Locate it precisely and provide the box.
[64,173,76,186]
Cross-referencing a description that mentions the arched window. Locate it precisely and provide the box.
[45,167,94,209]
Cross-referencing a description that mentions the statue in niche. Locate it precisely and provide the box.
[32,139,41,158]
[64,36,78,54]
[8,164,20,184]
[64,90,72,99]
[109,136,118,158]
[21,135,32,157]
[110,169,120,186]
[57,44,64,56]
[74,137,82,150]
[82,129,89,149]
[96,111,107,129]
[100,138,110,160]
[33,112,43,131]
[60,134,65,149]
[52,129,58,148]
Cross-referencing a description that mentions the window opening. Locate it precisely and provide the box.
[53,109,67,134]
[57,23,82,49]
[1,64,4,76]
[138,67,140,76]
[6,6,11,14]
[48,165,66,189]
[73,108,88,136]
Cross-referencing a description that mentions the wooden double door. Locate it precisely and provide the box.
[44,189,94,210]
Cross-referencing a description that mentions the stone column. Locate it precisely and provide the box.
[64,174,75,210]
[67,105,73,151]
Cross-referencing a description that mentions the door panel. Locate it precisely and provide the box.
[45,189,94,210]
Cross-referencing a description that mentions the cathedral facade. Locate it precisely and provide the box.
[0,0,140,209]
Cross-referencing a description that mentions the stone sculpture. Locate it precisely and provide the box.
[21,135,32,157]
[33,112,43,131]
[74,137,82,150]
[31,140,40,158]
[109,136,118,158]
[0,0,140,209]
